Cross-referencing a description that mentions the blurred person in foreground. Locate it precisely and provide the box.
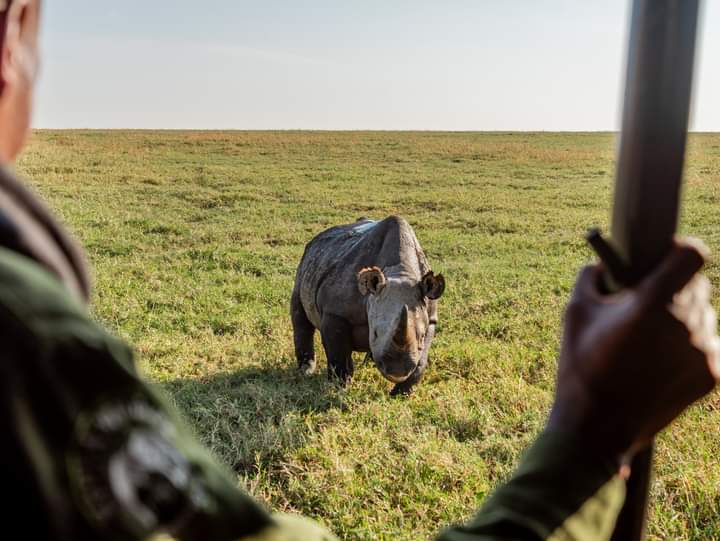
[0,1,717,540]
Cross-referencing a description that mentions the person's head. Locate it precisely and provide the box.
[0,0,40,163]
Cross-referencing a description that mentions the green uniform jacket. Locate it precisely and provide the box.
[436,434,625,540]
[0,166,625,540]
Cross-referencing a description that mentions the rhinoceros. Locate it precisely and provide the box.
[291,216,445,395]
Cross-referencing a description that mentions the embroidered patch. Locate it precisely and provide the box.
[67,396,209,539]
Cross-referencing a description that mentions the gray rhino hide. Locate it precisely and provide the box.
[291,216,442,395]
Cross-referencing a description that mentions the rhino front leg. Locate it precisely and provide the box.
[320,313,354,385]
[390,324,436,396]
[291,290,316,374]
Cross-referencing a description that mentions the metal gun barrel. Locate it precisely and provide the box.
[609,1,700,539]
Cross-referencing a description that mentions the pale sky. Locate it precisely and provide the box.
[35,1,720,131]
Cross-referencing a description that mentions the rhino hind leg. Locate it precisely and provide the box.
[291,290,316,375]
[320,314,354,385]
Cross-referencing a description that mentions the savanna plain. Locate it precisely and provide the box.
[18,130,720,540]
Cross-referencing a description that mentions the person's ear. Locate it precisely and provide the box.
[1,0,41,90]
[0,0,40,162]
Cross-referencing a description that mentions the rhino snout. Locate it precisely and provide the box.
[383,371,412,384]
[375,356,418,383]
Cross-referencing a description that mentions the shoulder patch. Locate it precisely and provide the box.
[67,394,210,539]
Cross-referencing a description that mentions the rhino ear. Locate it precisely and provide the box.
[357,266,386,296]
[421,271,445,300]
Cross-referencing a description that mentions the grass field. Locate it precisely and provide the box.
[17,130,720,540]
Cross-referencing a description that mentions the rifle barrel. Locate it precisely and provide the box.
[609,1,700,540]
[611,0,700,281]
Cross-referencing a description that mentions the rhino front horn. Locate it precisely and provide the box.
[392,305,412,350]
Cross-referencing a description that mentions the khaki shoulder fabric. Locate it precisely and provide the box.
[244,514,338,541]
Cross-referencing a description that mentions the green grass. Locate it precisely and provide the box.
[17,130,720,540]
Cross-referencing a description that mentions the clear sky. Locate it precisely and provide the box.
[34,1,720,131]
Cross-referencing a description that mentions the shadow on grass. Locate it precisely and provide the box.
[161,364,345,475]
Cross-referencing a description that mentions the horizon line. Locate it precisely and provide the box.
[29,128,720,135]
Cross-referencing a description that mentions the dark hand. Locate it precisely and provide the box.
[548,238,719,466]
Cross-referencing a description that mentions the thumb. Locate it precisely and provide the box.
[570,264,605,301]
[637,238,708,307]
